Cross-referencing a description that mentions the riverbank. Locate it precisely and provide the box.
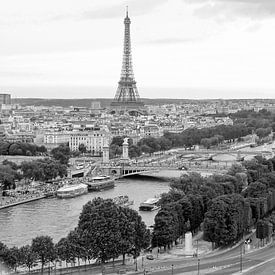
[0,195,47,210]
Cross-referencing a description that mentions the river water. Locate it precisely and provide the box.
[0,177,170,247]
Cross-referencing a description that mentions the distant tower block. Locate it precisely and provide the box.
[102,140,110,164]
[110,8,145,114]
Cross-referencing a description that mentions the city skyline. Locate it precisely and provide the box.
[0,0,275,99]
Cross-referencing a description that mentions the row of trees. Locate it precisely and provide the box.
[0,141,47,156]
[0,161,22,190]
[152,156,275,249]
[0,236,55,273]
[163,124,251,149]
[0,198,150,273]
[151,165,247,249]
[231,109,275,133]
[109,123,254,160]
[200,135,224,149]
[21,158,67,182]
[0,157,68,191]
[0,144,70,190]
[204,156,275,247]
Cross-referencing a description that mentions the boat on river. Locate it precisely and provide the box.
[113,195,134,207]
[56,183,88,198]
[85,175,115,191]
[139,197,160,211]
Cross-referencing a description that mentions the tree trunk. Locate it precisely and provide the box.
[122,253,126,265]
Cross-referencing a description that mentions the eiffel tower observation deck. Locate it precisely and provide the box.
[110,8,145,115]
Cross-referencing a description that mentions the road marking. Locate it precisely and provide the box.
[232,257,275,274]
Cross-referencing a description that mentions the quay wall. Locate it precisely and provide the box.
[0,195,46,210]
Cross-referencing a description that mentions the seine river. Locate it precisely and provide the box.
[0,177,170,247]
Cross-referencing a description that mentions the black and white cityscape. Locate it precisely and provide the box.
[1,1,275,275]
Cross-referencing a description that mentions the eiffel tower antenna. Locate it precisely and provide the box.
[110,8,145,115]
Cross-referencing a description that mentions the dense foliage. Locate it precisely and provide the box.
[152,156,275,249]
[0,198,150,273]
[0,161,22,190]
[51,144,71,166]
[77,198,150,264]
[21,158,67,181]
[230,109,275,133]
[0,141,47,156]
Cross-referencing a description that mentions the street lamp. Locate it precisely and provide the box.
[197,258,200,275]
[240,242,243,273]
[135,258,138,271]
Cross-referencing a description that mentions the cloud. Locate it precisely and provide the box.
[81,0,168,20]
[183,0,275,20]
[0,71,42,77]
[143,37,202,45]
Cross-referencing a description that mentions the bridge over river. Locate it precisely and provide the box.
[68,141,275,178]
[99,162,230,178]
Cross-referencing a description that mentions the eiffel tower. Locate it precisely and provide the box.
[110,8,145,114]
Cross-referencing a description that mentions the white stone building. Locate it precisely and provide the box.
[69,130,110,156]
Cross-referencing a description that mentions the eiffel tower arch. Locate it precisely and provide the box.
[110,9,146,115]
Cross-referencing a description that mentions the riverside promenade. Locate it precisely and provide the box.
[0,195,47,210]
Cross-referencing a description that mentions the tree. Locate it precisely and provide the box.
[19,245,38,272]
[0,242,9,266]
[203,194,246,247]
[152,208,178,249]
[77,198,149,265]
[187,194,204,232]
[0,141,10,155]
[243,181,268,198]
[128,145,141,158]
[227,163,246,177]
[120,207,150,261]
[159,189,185,206]
[51,144,70,165]
[171,172,204,195]
[204,198,228,247]
[2,160,19,170]
[21,159,67,181]
[78,144,86,154]
[31,235,56,273]
[67,230,86,266]
[77,198,122,263]
[4,247,20,272]
[56,237,74,266]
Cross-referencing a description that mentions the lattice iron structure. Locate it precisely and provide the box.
[110,9,144,113]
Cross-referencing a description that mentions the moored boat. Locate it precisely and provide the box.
[113,195,134,207]
[85,175,115,191]
[56,183,88,198]
[139,197,160,211]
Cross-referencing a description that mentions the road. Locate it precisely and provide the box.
[52,241,275,275]
[132,243,275,275]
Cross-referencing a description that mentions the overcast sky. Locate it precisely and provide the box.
[0,0,275,99]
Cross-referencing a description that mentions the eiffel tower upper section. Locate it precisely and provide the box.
[110,9,144,113]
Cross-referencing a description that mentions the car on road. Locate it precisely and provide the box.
[146,254,154,260]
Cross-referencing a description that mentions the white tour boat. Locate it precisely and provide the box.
[56,183,88,198]
[139,197,160,211]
